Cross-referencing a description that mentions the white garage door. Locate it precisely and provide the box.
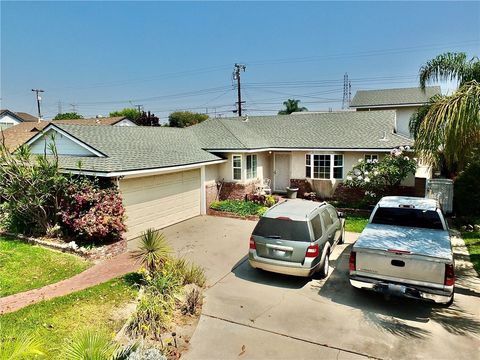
[121,169,201,240]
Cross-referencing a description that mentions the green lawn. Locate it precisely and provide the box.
[345,215,369,233]
[0,236,91,297]
[462,231,480,275]
[0,276,138,357]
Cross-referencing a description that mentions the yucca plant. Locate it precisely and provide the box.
[63,330,137,360]
[130,229,172,272]
[0,328,47,360]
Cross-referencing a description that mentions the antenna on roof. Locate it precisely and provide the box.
[379,131,389,141]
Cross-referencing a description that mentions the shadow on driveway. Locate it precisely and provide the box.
[231,255,311,290]
[316,244,480,339]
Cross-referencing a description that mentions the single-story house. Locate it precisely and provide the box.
[0,109,39,130]
[24,110,414,239]
[1,116,136,152]
[350,86,441,138]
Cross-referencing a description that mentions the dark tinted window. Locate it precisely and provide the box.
[371,207,444,230]
[311,215,323,239]
[253,217,311,242]
[321,210,333,227]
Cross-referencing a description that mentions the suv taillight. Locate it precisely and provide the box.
[305,244,319,258]
[249,236,256,250]
[349,251,356,272]
[444,263,455,286]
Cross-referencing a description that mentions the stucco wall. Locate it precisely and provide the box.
[216,152,271,184]
[395,107,418,138]
[0,114,21,130]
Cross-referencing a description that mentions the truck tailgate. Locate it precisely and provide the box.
[355,249,446,285]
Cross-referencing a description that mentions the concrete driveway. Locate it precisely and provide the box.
[129,216,480,359]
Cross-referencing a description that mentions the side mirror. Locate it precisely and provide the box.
[337,211,345,219]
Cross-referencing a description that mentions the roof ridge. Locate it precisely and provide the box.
[216,118,251,149]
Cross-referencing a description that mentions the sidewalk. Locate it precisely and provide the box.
[0,252,138,314]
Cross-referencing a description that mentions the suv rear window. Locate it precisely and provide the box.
[253,217,311,242]
[371,207,444,230]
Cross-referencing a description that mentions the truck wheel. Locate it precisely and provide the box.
[318,251,330,279]
[441,292,454,308]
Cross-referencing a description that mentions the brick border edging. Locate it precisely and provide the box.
[0,231,127,260]
[207,209,259,221]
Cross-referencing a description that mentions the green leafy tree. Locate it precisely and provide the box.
[0,138,68,234]
[167,111,208,128]
[344,147,417,200]
[53,112,83,120]
[109,108,141,122]
[278,99,308,115]
[409,53,480,175]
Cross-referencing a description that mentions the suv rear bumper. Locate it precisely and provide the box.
[249,254,320,277]
[350,275,454,304]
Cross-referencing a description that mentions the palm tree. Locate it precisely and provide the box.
[411,52,480,175]
[130,228,172,272]
[278,99,308,115]
[410,52,480,138]
[0,329,47,360]
[419,52,480,89]
[63,330,137,360]
[415,81,480,173]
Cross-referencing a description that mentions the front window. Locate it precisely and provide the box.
[246,154,257,179]
[371,207,444,230]
[305,154,343,180]
[232,155,242,180]
[365,154,378,162]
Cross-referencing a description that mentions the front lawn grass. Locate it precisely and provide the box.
[462,231,480,275]
[0,236,91,297]
[0,276,138,357]
[345,215,369,233]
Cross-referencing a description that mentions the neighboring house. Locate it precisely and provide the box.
[25,111,413,240]
[0,109,39,130]
[1,116,136,152]
[350,86,441,138]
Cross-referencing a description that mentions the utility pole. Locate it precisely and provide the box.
[233,63,246,117]
[70,103,77,113]
[135,104,143,114]
[31,89,44,119]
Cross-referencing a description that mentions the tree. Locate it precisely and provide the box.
[109,108,141,122]
[168,111,208,128]
[410,52,480,175]
[278,99,308,115]
[136,111,160,126]
[53,112,83,120]
[415,81,480,173]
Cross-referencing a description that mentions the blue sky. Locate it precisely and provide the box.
[1,1,479,121]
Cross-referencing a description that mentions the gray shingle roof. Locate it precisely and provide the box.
[33,111,412,174]
[350,86,441,108]
[190,111,412,150]
[49,124,221,174]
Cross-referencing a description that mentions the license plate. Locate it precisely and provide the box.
[273,249,286,256]
[388,284,406,294]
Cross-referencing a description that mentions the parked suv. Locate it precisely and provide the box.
[249,199,345,277]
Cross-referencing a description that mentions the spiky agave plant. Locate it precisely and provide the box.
[0,326,47,360]
[130,228,172,273]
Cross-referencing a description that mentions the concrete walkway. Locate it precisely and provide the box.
[0,252,138,314]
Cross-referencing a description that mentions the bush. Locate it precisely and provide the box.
[210,200,267,216]
[454,159,480,217]
[59,178,126,243]
[344,146,417,201]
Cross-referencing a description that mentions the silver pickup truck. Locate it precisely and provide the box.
[349,196,454,305]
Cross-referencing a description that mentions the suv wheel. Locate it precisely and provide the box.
[318,251,330,279]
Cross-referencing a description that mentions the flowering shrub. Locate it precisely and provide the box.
[60,178,126,243]
[344,146,417,200]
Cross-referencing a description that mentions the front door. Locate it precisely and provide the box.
[274,153,290,192]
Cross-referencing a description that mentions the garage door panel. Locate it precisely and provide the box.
[121,169,201,240]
